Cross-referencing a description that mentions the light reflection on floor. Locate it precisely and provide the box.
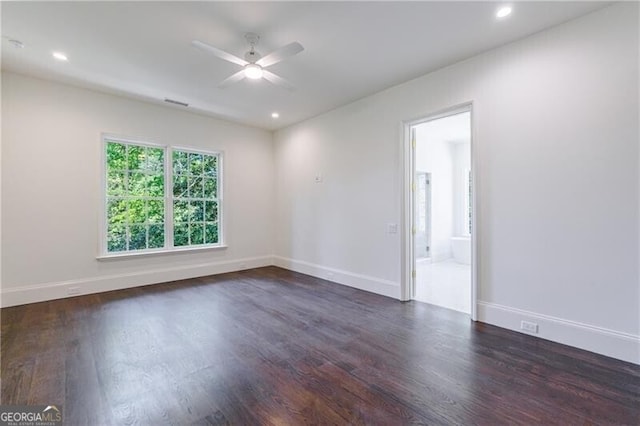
[415,258,470,314]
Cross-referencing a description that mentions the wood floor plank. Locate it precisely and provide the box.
[1,266,639,425]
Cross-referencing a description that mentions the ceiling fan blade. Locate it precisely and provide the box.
[262,70,296,91]
[256,42,304,68]
[218,70,246,88]
[192,40,248,67]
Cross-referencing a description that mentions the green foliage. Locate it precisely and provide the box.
[203,155,217,176]
[173,200,190,223]
[128,224,147,250]
[173,176,188,198]
[148,175,164,197]
[148,225,164,249]
[189,153,203,175]
[190,176,203,198]
[127,146,145,170]
[174,223,189,247]
[190,223,204,245]
[170,150,219,247]
[190,201,204,222]
[106,141,166,252]
[173,151,189,175]
[128,172,146,196]
[106,143,220,252]
[107,171,126,196]
[107,225,126,252]
[173,222,218,246]
[205,201,218,222]
[107,142,126,171]
[205,222,219,244]
[147,148,164,173]
[148,200,164,224]
[203,178,217,199]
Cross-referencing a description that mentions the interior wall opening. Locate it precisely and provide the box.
[411,110,472,314]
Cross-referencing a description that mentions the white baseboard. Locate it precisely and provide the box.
[273,256,400,299]
[5,257,636,365]
[477,301,640,365]
[1,255,273,308]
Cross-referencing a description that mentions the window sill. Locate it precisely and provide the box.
[97,244,228,260]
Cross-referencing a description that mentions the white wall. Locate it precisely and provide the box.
[274,3,639,363]
[1,72,275,306]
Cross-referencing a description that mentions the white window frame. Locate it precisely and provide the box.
[170,145,224,251]
[99,134,226,259]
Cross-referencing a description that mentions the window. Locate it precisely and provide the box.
[172,149,220,247]
[103,136,222,256]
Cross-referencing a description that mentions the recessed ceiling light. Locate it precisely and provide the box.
[52,51,68,61]
[496,6,512,19]
[271,112,280,119]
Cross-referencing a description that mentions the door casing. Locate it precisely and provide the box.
[400,102,478,321]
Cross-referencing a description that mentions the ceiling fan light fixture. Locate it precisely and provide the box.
[244,63,263,80]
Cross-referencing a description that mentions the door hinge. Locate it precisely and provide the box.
[412,139,416,149]
[411,181,416,192]
[412,227,416,235]
[411,270,416,279]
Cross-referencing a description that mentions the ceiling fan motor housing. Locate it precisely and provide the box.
[244,32,262,62]
[244,50,262,63]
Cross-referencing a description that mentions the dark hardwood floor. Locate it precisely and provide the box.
[1,266,639,425]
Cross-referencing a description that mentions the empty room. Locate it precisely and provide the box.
[1,2,639,425]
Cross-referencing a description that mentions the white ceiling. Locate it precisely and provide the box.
[1,1,609,131]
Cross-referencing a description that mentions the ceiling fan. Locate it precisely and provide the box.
[192,33,303,91]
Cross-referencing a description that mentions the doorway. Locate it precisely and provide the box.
[403,106,475,317]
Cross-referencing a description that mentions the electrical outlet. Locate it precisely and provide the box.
[67,287,81,296]
[521,320,538,334]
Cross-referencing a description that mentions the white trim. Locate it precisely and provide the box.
[273,256,400,299]
[401,102,478,319]
[97,244,228,260]
[469,105,479,321]
[1,255,272,308]
[217,150,225,246]
[400,122,413,301]
[102,133,167,149]
[477,301,640,365]
[171,145,223,156]
[463,168,471,237]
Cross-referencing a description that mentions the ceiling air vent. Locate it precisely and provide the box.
[164,98,189,107]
